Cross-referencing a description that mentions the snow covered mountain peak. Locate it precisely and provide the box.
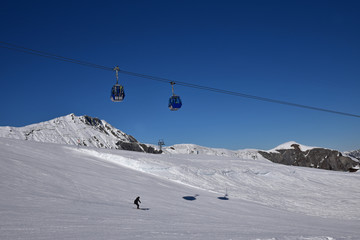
[269,141,316,152]
[0,113,141,150]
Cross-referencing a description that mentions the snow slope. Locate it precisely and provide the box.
[1,137,359,240]
[163,143,260,159]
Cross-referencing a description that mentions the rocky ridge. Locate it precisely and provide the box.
[259,142,359,172]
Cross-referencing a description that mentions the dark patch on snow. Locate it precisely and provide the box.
[218,196,229,200]
[183,194,199,201]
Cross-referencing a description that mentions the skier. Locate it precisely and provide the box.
[134,196,141,209]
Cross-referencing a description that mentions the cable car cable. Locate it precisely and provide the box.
[0,41,112,71]
[1,41,359,118]
[117,69,360,118]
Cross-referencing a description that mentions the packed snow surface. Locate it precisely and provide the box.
[163,143,260,159]
[1,137,359,240]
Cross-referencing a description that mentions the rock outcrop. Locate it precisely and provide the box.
[259,143,359,172]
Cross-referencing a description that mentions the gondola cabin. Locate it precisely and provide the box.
[168,95,182,111]
[111,84,125,102]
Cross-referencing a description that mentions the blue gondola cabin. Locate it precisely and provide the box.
[168,95,182,111]
[111,84,125,102]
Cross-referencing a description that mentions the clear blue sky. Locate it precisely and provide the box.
[1,0,359,151]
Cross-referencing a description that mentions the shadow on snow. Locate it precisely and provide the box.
[182,194,199,201]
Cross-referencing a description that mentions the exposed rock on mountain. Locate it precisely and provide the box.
[259,142,359,172]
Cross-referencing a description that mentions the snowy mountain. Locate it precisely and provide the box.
[267,141,317,152]
[0,113,161,154]
[1,137,359,240]
[259,141,359,172]
[0,114,358,172]
[0,114,264,159]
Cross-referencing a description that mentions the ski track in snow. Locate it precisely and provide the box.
[0,138,359,240]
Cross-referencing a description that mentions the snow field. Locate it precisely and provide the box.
[77,146,360,220]
[0,138,359,240]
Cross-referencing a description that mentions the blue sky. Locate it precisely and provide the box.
[1,0,359,151]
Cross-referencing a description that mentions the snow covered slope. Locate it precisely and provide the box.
[163,143,260,160]
[1,137,359,240]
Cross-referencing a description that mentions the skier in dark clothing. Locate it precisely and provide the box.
[134,196,141,209]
